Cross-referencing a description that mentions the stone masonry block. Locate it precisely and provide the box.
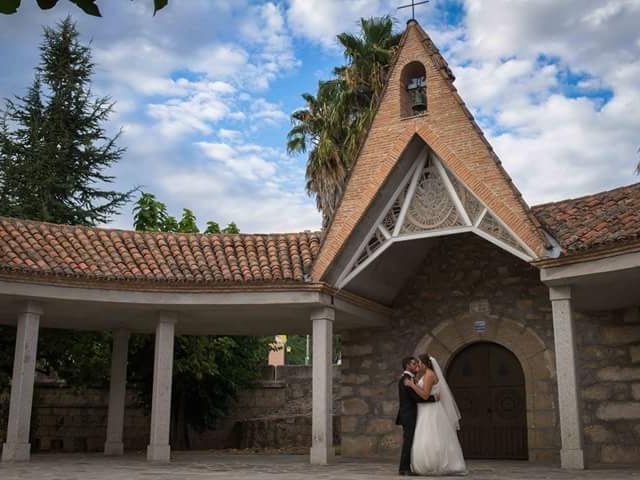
[341,435,377,457]
[431,321,464,351]
[596,366,640,382]
[341,398,369,416]
[601,326,640,345]
[596,402,640,421]
[601,445,640,464]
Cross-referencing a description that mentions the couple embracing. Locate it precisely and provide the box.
[396,354,467,476]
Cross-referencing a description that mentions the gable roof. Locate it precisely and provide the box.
[0,216,321,287]
[311,20,548,282]
[532,182,640,256]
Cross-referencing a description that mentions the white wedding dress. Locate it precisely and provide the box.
[411,378,467,476]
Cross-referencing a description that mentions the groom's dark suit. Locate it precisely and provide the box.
[396,372,437,474]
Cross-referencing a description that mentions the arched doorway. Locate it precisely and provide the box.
[447,342,528,459]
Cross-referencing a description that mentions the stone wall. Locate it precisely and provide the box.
[340,234,562,461]
[577,307,640,465]
[0,365,340,453]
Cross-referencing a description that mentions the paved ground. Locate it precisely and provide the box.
[1,452,640,479]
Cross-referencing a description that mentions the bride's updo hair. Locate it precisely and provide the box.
[418,353,433,370]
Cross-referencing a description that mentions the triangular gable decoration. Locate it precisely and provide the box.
[401,159,465,233]
[477,211,528,255]
[445,169,484,225]
[338,151,534,287]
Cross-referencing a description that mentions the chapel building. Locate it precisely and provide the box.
[1,19,639,469]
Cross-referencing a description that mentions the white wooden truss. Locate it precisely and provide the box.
[337,148,536,289]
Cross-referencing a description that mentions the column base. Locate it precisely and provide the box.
[1,442,31,462]
[104,441,124,456]
[561,448,584,469]
[310,445,334,465]
[147,443,171,462]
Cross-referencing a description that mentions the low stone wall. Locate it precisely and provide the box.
[578,307,640,465]
[0,365,341,453]
[0,387,149,453]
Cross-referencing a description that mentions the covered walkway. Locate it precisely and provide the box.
[0,218,390,464]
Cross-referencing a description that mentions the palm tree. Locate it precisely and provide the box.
[336,16,402,106]
[287,80,353,226]
[288,16,401,228]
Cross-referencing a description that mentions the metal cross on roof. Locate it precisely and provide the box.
[397,0,429,20]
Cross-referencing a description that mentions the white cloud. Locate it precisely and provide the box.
[148,89,233,139]
[438,0,640,204]
[196,141,277,181]
[249,98,289,125]
[192,44,250,79]
[219,128,243,142]
[157,141,318,232]
[286,0,398,48]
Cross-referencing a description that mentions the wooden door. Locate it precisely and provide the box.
[446,342,528,459]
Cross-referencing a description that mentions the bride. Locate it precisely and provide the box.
[404,353,467,476]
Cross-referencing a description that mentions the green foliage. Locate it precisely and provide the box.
[128,334,270,443]
[283,334,342,365]
[0,326,112,394]
[284,335,308,365]
[162,215,179,233]
[0,0,170,16]
[133,192,168,231]
[36,329,112,388]
[178,208,199,233]
[205,221,221,234]
[222,221,239,234]
[0,17,134,225]
[132,191,239,235]
[288,16,400,227]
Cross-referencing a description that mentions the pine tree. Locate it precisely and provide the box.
[0,16,133,225]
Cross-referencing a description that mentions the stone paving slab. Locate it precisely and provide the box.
[1,453,640,479]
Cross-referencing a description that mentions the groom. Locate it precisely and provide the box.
[396,356,437,476]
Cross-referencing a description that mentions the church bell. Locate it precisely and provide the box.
[407,76,427,112]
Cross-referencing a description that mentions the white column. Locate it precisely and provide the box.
[104,329,130,456]
[310,306,334,465]
[147,312,176,462]
[2,302,42,462]
[550,286,584,469]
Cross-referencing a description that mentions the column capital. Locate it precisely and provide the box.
[19,301,43,316]
[310,306,335,322]
[549,285,572,302]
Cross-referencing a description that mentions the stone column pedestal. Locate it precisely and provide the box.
[2,302,42,462]
[550,286,584,469]
[147,312,176,462]
[310,306,335,465]
[104,329,130,456]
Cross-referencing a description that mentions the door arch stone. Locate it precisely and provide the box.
[413,314,558,462]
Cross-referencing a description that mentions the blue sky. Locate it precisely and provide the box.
[1,0,639,233]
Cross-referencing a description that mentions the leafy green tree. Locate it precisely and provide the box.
[0,0,168,17]
[222,222,239,234]
[162,215,179,233]
[205,221,221,234]
[288,16,400,227]
[178,208,199,233]
[133,192,168,231]
[0,17,134,225]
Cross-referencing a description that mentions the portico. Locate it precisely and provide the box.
[0,234,390,463]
